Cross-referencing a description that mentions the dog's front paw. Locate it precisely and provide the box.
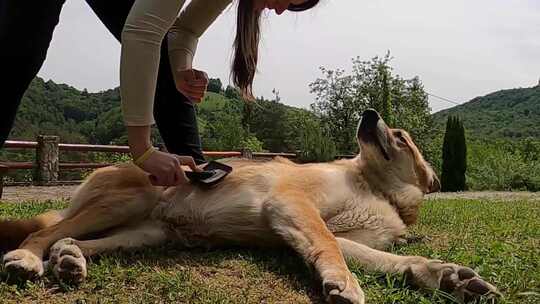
[406,259,501,303]
[323,270,365,304]
[49,238,87,284]
[3,249,44,280]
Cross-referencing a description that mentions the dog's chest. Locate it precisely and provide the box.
[325,196,407,246]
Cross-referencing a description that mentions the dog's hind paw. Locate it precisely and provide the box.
[49,238,87,284]
[323,271,365,304]
[405,259,501,303]
[3,249,44,280]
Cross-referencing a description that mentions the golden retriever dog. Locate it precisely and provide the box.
[0,110,499,303]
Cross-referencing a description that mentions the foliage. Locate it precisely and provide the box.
[426,83,540,191]
[207,78,223,93]
[466,139,540,191]
[426,131,540,191]
[197,94,249,151]
[5,73,539,191]
[432,85,540,140]
[441,116,467,192]
[224,85,240,100]
[310,52,432,154]
[292,112,337,163]
[422,130,444,175]
[241,135,264,152]
[248,92,290,152]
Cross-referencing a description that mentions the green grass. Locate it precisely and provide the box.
[0,199,538,304]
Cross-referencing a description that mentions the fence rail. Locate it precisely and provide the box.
[0,136,301,198]
[0,136,356,199]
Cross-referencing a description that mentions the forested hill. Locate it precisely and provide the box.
[11,77,123,144]
[432,84,540,139]
[14,77,540,148]
[8,77,312,153]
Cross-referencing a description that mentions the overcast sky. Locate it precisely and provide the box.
[38,0,540,113]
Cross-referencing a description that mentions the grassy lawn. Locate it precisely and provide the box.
[0,198,538,304]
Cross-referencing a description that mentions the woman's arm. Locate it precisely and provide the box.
[127,126,152,159]
[120,0,186,127]
[167,0,232,73]
[121,0,201,186]
[120,0,228,184]
[121,0,231,126]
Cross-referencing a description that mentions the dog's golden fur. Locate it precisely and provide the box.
[0,110,498,304]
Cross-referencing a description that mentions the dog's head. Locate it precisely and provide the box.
[356,109,440,194]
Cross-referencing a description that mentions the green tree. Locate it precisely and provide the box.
[207,78,223,93]
[441,116,467,192]
[224,85,240,100]
[294,112,337,163]
[378,63,394,126]
[248,90,289,152]
[310,52,432,154]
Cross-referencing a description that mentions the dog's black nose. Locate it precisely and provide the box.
[360,109,381,130]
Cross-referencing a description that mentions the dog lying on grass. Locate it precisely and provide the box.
[0,110,499,303]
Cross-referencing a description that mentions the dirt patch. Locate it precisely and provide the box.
[1,185,77,203]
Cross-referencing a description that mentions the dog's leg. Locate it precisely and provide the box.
[337,237,500,302]
[264,194,364,304]
[48,220,167,284]
[2,192,156,280]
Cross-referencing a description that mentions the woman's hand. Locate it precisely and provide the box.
[175,69,209,103]
[127,125,202,186]
[139,150,202,186]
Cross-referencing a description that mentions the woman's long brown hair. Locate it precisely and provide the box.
[233,0,261,99]
[232,0,319,99]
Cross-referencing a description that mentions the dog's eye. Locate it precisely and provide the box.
[394,131,407,146]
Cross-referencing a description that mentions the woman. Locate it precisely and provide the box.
[0,0,318,186]
[122,0,319,186]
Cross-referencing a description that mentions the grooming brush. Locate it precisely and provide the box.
[184,161,232,186]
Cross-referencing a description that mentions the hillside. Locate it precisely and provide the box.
[7,77,312,153]
[432,85,540,139]
[12,78,540,144]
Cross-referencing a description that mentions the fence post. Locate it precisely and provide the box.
[241,148,253,159]
[34,135,59,185]
[0,165,8,199]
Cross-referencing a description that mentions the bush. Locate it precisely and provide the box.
[466,140,540,191]
[207,78,223,93]
[296,117,337,163]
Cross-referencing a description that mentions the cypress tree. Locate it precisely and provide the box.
[441,116,467,191]
[454,119,465,189]
[380,66,394,127]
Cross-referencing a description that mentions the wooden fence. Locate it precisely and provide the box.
[0,135,297,198]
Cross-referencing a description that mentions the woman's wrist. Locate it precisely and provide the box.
[133,146,156,166]
[127,125,153,159]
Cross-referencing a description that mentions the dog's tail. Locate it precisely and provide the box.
[0,209,64,253]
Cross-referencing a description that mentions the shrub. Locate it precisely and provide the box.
[466,140,540,191]
[297,118,337,163]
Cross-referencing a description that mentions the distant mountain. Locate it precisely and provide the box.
[432,85,540,139]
